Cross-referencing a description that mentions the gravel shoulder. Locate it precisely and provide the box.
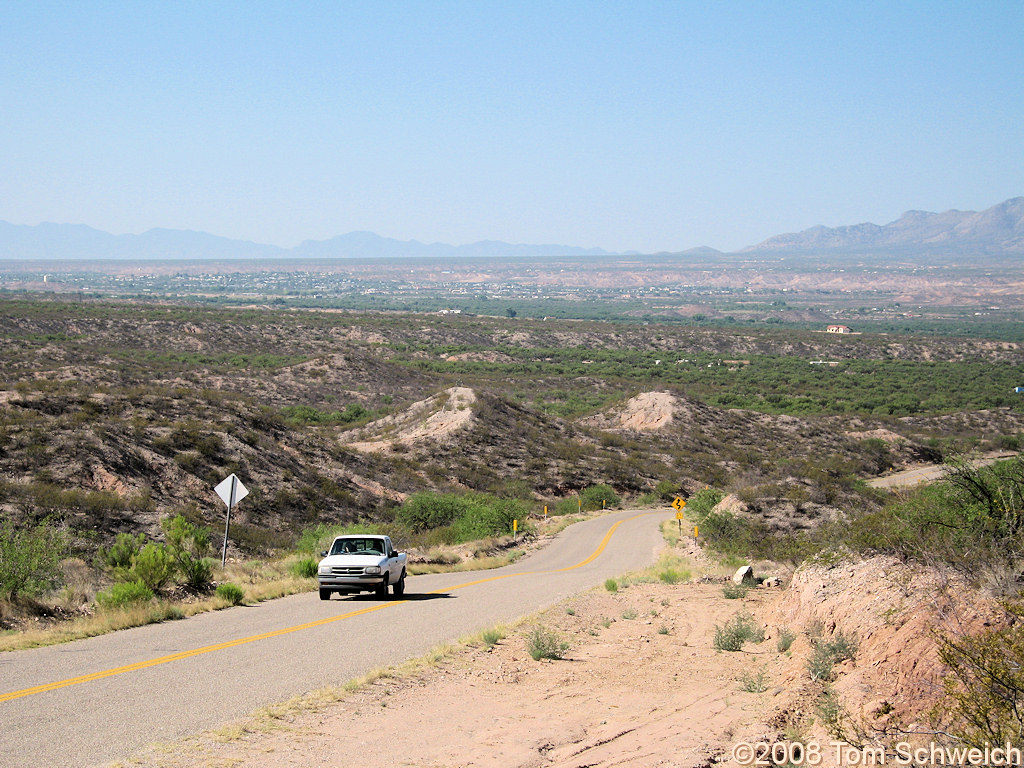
[116,574,790,768]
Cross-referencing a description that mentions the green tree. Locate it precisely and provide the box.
[0,517,69,599]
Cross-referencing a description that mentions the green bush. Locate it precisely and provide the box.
[654,479,680,501]
[450,498,525,541]
[396,492,525,543]
[837,457,1024,586]
[604,578,619,592]
[162,513,214,590]
[722,583,748,599]
[215,582,245,605]
[552,497,582,516]
[97,532,146,578]
[290,557,319,578]
[0,517,69,599]
[96,580,154,610]
[739,665,769,693]
[713,612,766,652]
[396,492,471,532]
[938,606,1024,747]
[580,484,621,511]
[807,631,858,681]
[481,627,505,647]
[526,625,569,660]
[659,568,684,584]
[776,626,796,652]
[687,487,726,521]
[130,543,175,591]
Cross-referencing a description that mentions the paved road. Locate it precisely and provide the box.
[867,452,1017,489]
[0,508,671,768]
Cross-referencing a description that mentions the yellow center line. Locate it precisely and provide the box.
[1,510,664,704]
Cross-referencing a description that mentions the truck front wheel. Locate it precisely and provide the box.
[375,576,389,598]
[393,570,406,597]
[319,588,332,601]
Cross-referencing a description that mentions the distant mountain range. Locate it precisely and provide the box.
[0,222,614,262]
[1,197,1021,261]
[743,197,1024,255]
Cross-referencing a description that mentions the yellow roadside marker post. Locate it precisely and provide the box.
[543,505,548,519]
[513,518,518,544]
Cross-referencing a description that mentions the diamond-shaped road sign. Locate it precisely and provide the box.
[215,474,249,508]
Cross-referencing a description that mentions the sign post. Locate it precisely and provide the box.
[513,518,518,543]
[672,497,687,535]
[214,474,249,567]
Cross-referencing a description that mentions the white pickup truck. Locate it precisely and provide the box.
[317,534,407,600]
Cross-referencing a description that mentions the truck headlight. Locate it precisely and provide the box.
[318,565,331,575]
[364,566,382,575]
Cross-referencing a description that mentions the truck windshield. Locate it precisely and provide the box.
[330,538,384,556]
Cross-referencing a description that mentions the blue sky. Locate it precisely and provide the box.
[2,1,1022,253]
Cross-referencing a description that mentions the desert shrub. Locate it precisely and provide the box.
[807,631,858,681]
[839,456,1024,588]
[739,665,769,693]
[654,479,680,501]
[604,578,619,592]
[938,607,1024,747]
[776,626,796,652]
[722,583,748,599]
[526,625,569,660]
[687,487,726,521]
[280,403,371,427]
[579,484,621,511]
[450,498,525,541]
[215,582,245,605]
[96,580,154,610]
[130,543,175,591]
[162,514,213,590]
[659,568,684,584]
[0,516,69,599]
[713,612,765,652]
[97,532,146,578]
[396,492,524,542]
[552,497,582,516]
[397,492,474,532]
[290,557,319,578]
[481,627,506,647]
[815,685,850,739]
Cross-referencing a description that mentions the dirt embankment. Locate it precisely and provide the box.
[346,386,477,452]
[581,391,680,431]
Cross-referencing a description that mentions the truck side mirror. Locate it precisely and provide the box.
[320,551,327,557]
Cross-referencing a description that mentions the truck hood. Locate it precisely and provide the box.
[319,553,388,568]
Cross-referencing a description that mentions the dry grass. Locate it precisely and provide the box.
[0,573,316,653]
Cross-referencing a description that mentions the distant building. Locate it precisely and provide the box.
[826,325,851,334]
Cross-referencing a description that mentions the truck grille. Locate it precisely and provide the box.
[330,566,366,576]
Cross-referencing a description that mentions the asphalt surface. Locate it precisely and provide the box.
[0,508,671,768]
[866,452,1018,489]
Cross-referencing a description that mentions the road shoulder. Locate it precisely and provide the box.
[115,578,788,768]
